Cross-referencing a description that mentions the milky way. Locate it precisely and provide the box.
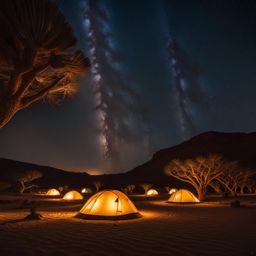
[82,0,153,170]
[165,31,209,139]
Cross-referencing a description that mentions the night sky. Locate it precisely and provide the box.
[1,0,256,174]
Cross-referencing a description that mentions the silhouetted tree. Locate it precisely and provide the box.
[0,0,90,128]
[164,155,226,201]
[93,181,103,192]
[140,184,152,194]
[18,170,42,193]
[125,184,136,194]
[247,178,256,194]
[164,186,171,193]
[58,186,64,193]
[63,185,69,193]
[208,180,223,194]
[216,163,253,196]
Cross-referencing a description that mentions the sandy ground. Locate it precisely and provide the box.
[0,194,256,256]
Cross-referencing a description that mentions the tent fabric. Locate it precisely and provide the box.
[63,190,83,200]
[146,189,158,196]
[77,190,141,220]
[46,188,60,196]
[168,189,200,203]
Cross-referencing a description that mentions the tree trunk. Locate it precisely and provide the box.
[197,187,205,201]
[19,181,25,194]
[240,186,245,194]
[230,190,237,197]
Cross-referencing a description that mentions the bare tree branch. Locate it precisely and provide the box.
[164,154,226,201]
[0,0,90,129]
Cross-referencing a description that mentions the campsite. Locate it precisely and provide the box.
[1,192,256,255]
[1,0,256,255]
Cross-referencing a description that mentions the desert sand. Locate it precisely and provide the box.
[0,194,256,256]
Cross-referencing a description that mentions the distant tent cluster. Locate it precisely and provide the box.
[44,186,199,220]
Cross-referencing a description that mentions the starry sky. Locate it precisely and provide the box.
[0,0,256,174]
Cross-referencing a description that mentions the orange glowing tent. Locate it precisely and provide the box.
[146,189,158,196]
[77,190,141,220]
[63,190,83,200]
[168,189,200,203]
[46,188,60,196]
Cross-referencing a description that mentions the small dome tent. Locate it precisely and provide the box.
[169,188,177,195]
[81,188,92,194]
[146,189,158,196]
[168,189,199,203]
[63,190,83,200]
[77,190,141,220]
[46,188,60,196]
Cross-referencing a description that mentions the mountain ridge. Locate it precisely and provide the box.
[1,131,256,189]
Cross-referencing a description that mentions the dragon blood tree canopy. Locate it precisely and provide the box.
[76,190,141,220]
[168,189,200,203]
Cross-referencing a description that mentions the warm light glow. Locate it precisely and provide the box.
[63,191,83,200]
[65,193,74,200]
[46,189,60,196]
[81,188,92,193]
[86,168,105,175]
[168,189,200,203]
[78,190,140,219]
[169,188,177,195]
[146,189,159,196]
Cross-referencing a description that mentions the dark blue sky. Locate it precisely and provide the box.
[0,0,256,173]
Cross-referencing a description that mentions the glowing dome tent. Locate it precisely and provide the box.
[168,189,200,203]
[77,190,141,220]
[169,188,177,195]
[146,189,158,196]
[46,189,60,196]
[63,191,83,200]
[81,188,92,194]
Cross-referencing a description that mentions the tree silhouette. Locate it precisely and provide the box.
[17,170,42,193]
[125,184,136,194]
[246,178,256,194]
[93,180,103,192]
[140,183,152,194]
[216,163,253,196]
[164,155,226,201]
[208,180,223,194]
[0,0,90,128]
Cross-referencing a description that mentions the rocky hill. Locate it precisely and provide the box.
[1,131,256,190]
